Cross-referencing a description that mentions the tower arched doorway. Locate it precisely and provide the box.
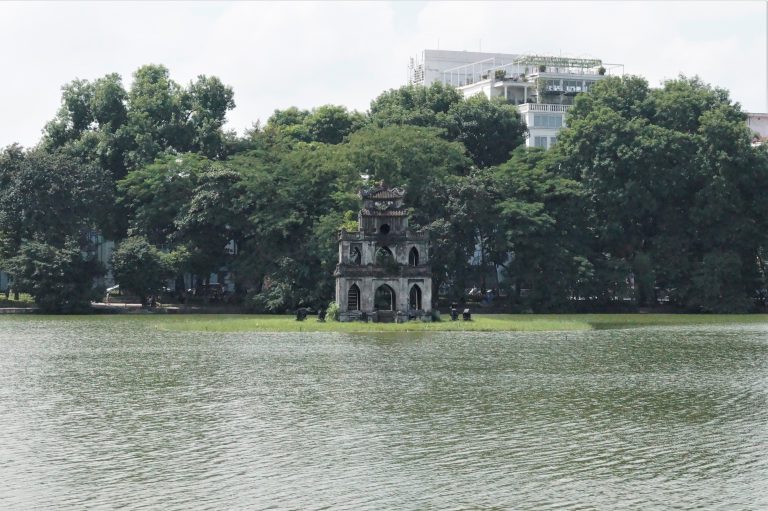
[374,284,395,311]
[409,284,422,310]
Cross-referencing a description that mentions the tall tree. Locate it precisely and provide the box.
[491,147,587,310]
[340,125,471,224]
[0,149,114,247]
[118,153,211,245]
[557,75,768,311]
[187,75,236,158]
[0,148,113,311]
[111,236,173,306]
[5,239,103,313]
[369,82,462,128]
[443,95,527,168]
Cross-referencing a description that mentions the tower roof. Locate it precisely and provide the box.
[360,182,405,200]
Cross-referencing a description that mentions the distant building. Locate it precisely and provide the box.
[335,184,432,323]
[748,112,768,146]
[409,49,623,149]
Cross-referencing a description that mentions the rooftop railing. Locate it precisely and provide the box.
[517,104,572,113]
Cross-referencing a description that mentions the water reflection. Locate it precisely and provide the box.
[0,319,767,509]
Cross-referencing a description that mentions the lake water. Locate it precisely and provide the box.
[1,317,767,510]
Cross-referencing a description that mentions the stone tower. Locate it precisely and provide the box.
[334,184,432,322]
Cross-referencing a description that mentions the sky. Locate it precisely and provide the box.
[0,1,765,148]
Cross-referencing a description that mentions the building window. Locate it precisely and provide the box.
[550,136,557,147]
[533,114,563,129]
[409,247,419,266]
[349,246,361,265]
[409,285,422,310]
[347,284,361,311]
[564,80,583,93]
[376,246,395,266]
[534,136,547,148]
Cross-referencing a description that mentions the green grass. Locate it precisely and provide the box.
[3,311,767,333]
[150,313,768,333]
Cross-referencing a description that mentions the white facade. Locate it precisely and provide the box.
[410,49,623,148]
[748,113,768,145]
[409,49,521,87]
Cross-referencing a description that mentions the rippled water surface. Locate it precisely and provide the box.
[1,317,767,510]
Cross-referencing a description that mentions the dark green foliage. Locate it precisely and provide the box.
[118,153,210,244]
[0,148,113,312]
[244,257,314,313]
[369,82,462,127]
[4,69,768,314]
[43,65,235,179]
[369,83,527,169]
[265,105,364,145]
[111,236,173,306]
[491,147,586,311]
[558,74,768,311]
[6,240,102,313]
[443,95,527,167]
[0,150,114,246]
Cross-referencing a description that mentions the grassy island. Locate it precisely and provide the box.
[149,314,768,333]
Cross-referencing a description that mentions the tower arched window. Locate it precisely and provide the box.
[409,247,419,266]
[375,246,395,266]
[409,284,422,310]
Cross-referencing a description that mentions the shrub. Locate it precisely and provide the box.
[327,301,340,321]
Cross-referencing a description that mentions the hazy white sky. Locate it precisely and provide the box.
[0,1,765,148]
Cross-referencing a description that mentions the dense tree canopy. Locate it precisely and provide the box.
[43,64,235,180]
[557,75,768,311]
[0,148,112,311]
[2,66,767,313]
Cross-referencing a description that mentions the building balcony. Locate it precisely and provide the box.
[517,103,572,114]
[334,264,432,278]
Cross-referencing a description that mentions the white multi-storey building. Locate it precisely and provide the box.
[409,49,624,149]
